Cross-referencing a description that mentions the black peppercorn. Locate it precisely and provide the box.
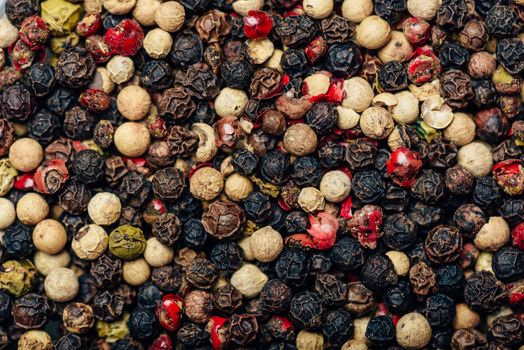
[291,156,322,187]
[181,218,208,250]
[185,258,218,289]
[118,172,152,208]
[384,279,413,313]
[141,60,174,91]
[3,221,34,260]
[274,15,318,47]
[182,63,220,100]
[228,314,259,345]
[93,291,125,322]
[221,59,253,90]
[128,308,158,340]
[63,106,96,140]
[213,284,243,314]
[488,314,524,347]
[152,167,186,200]
[436,264,465,297]
[210,241,244,273]
[111,338,144,350]
[496,38,524,75]
[23,62,55,97]
[360,254,398,292]
[374,0,407,24]
[317,141,345,169]
[472,80,498,107]
[436,0,468,29]
[12,293,50,329]
[473,176,501,208]
[383,213,418,250]
[424,225,463,265]
[289,291,323,329]
[260,150,291,185]
[485,5,520,38]
[281,49,308,78]
[5,0,39,26]
[464,271,507,313]
[323,42,362,77]
[45,87,76,116]
[366,315,396,347]
[425,293,455,328]
[232,149,259,176]
[55,47,96,89]
[377,61,408,92]
[411,169,445,204]
[381,184,410,212]
[55,334,84,350]
[314,273,347,307]
[151,265,182,293]
[275,247,309,287]
[177,323,209,347]
[492,246,524,282]
[352,170,386,204]
[90,254,122,289]
[70,150,104,185]
[439,42,470,70]
[0,83,37,122]
[27,109,61,146]
[498,198,524,226]
[323,309,353,347]
[171,32,204,68]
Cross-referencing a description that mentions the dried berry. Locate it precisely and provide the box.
[464,271,507,312]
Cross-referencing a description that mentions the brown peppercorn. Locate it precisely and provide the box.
[44,137,75,163]
[451,328,488,350]
[345,138,376,170]
[440,70,474,109]
[182,63,219,100]
[151,265,181,292]
[250,68,282,100]
[262,109,286,136]
[488,314,524,346]
[201,200,245,240]
[184,290,213,324]
[321,15,355,44]
[158,86,196,121]
[185,258,218,289]
[445,164,474,195]
[213,284,243,314]
[424,225,463,264]
[167,125,198,157]
[146,141,174,169]
[152,167,186,200]
[283,123,318,156]
[55,47,96,89]
[228,314,259,346]
[468,51,496,79]
[196,9,231,43]
[63,302,95,334]
[0,118,15,157]
[344,281,375,316]
[459,20,488,51]
[152,212,181,246]
[13,293,51,329]
[409,261,437,296]
[90,254,122,289]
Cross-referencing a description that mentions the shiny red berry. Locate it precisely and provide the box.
[407,47,441,84]
[156,294,184,332]
[104,19,144,56]
[401,17,430,45]
[512,222,524,250]
[148,334,173,350]
[207,316,228,350]
[305,36,327,64]
[386,147,423,188]
[243,11,273,39]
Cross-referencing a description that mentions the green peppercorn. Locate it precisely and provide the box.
[0,260,37,298]
[96,312,130,343]
[41,0,82,36]
[109,225,147,260]
[0,159,17,196]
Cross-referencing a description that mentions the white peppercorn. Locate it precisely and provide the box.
[249,226,284,262]
[474,217,510,252]
[265,49,284,73]
[0,17,19,49]
[232,0,264,16]
[443,112,476,146]
[283,123,318,156]
[296,330,324,350]
[341,0,373,23]
[0,198,16,230]
[34,251,71,276]
[132,0,161,26]
[457,141,493,177]
[144,237,174,267]
[88,192,122,226]
[319,170,351,203]
[72,224,109,260]
[359,107,394,140]
[33,219,67,254]
[475,251,494,273]
[224,173,253,201]
[378,31,413,63]
[44,267,79,302]
[407,0,439,20]
[17,193,49,226]
[106,55,135,84]
[355,16,391,50]
[89,67,116,94]
[298,187,325,213]
[117,85,151,121]
[114,122,151,157]
[103,0,136,15]
[391,91,419,124]
[396,313,432,349]
[336,106,360,130]
[304,73,330,97]
[18,330,53,350]
[303,0,333,19]
[230,263,268,298]
[155,1,185,33]
[9,138,43,172]
[245,38,274,65]
[452,303,480,330]
[143,28,172,59]
[342,77,374,112]
[238,237,255,261]
[353,317,370,344]
[385,251,410,277]
[190,167,224,201]
[214,88,249,118]
[123,258,151,286]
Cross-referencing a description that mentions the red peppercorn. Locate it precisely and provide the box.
[407,47,441,84]
[386,147,423,188]
[155,294,184,332]
[307,212,339,250]
[85,35,113,63]
[347,205,383,249]
[401,17,430,45]
[148,334,173,350]
[13,173,34,190]
[104,19,144,57]
[243,11,273,39]
[492,159,524,196]
[511,222,524,250]
[76,13,102,37]
[207,316,228,350]
[305,36,328,64]
[19,16,49,50]
[79,89,111,113]
[33,159,69,194]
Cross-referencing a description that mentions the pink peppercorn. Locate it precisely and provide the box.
[386,147,423,188]
[243,11,273,39]
[104,19,144,56]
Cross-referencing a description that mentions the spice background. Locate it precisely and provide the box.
[0,0,524,349]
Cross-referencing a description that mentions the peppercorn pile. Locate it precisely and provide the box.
[0,0,524,349]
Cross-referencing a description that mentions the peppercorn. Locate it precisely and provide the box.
[18,330,53,350]
[396,313,432,350]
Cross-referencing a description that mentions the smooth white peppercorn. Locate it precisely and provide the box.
[378,31,413,63]
[304,73,330,97]
[114,122,151,157]
[0,17,18,49]
[391,91,419,124]
[232,0,264,16]
[0,198,16,230]
[245,38,274,65]
[214,88,249,118]
[355,16,391,50]
[123,258,151,286]
[457,141,493,177]
[342,77,374,112]
[474,217,510,252]
[144,237,174,267]
[341,0,372,23]
[283,123,318,156]
[453,303,480,330]
[396,313,432,349]
[106,55,135,84]
[89,67,116,94]
[44,267,79,302]
[9,138,43,172]
[444,112,476,146]
[155,1,185,33]
[17,193,49,226]
[34,251,71,276]
[143,28,172,59]
[117,85,151,121]
[224,173,253,201]
[296,330,324,350]
[407,0,439,20]
[132,0,161,26]
[265,49,283,73]
[103,0,136,15]
[336,106,360,130]
[33,219,67,254]
[475,251,494,273]
[298,187,325,213]
[360,107,394,140]
[385,251,410,277]
[303,0,333,19]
